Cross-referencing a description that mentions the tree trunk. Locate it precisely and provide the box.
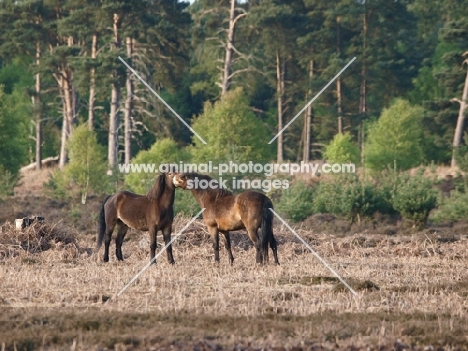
[221,0,236,96]
[35,41,42,170]
[88,33,98,130]
[58,76,69,169]
[108,13,121,169]
[57,37,77,169]
[336,16,343,134]
[124,37,134,164]
[451,58,468,168]
[303,59,313,163]
[359,11,368,165]
[58,71,75,169]
[276,51,284,163]
[109,85,120,168]
[337,78,343,134]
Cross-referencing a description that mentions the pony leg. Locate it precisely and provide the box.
[270,233,280,265]
[207,226,220,263]
[149,226,158,264]
[246,227,263,264]
[103,221,116,263]
[263,232,270,263]
[115,222,129,261]
[162,226,175,264]
[220,230,234,265]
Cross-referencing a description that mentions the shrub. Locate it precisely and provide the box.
[365,99,425,172]
[124,138,190,194]
[431,191,468,223]
[45,125,109,202]
[174,189,200,216]
[190,88,274,164]
[0,165,20,198]
[313,174,393,222]
[276,180,315,222]
[323,132,360,165]
[392,171,437,228]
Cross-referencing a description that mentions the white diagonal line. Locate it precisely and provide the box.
[268,57,356,144]
[118,56,207,145]
[116,208,206,297]
[269,208,357,296]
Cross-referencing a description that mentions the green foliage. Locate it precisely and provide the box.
[313,175,383,222]
[0,0,466,201]
[190,88,274,164]
[44,170,68,200]
[454,137,468,172]
[323,133,360,165]
[365,99,425,172]
[66,125,109,196]
[46,125,108,202]
[432,191,468,223]
[276,180,315,222]
[174,189,200,217]
[0,85,29,175]
[124,138,190,194]
[392,171,438,228]
[0,165,20,198]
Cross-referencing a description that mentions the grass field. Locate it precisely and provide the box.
[1,212,468,350]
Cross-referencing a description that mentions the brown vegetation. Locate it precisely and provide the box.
[1,212,468,350]
[1,169,467,350]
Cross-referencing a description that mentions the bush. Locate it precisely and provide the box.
[313,174,394,222]
[190,88,274,164]
[455,141,468,172]
[276,180,315,222]
[174,189,200,216]
[124,138,190,194]
[431,191,468,223]
[45,125,109,202]
[365,99,425,172]
[323,132,360,165]
[392,171,437,228]
[0,165,20,198]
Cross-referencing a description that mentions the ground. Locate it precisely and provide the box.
[0,168,467,350]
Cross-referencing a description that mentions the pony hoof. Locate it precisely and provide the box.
[169,260,175,265]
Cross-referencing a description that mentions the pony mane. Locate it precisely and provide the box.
[146,174,166,201]
[184,173,233,198]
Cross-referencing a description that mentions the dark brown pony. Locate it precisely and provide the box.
[95,173,176,264]
[173,172,279,265]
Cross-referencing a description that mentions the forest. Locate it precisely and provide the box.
[0,0,467,218]
[2,2,468,349]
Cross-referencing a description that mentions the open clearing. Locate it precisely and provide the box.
[1,212,468,350]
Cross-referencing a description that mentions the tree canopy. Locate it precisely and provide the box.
[0,0,466,183]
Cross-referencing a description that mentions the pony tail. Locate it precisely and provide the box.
[261,200,273,262]
[96,195,111,252]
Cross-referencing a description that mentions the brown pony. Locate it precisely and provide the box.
[173,172,279,265]
[95,173,176,264]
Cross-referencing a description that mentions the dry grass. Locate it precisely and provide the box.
[1,215,468,350]
[14,166,54,198]
[0,221,81,259]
